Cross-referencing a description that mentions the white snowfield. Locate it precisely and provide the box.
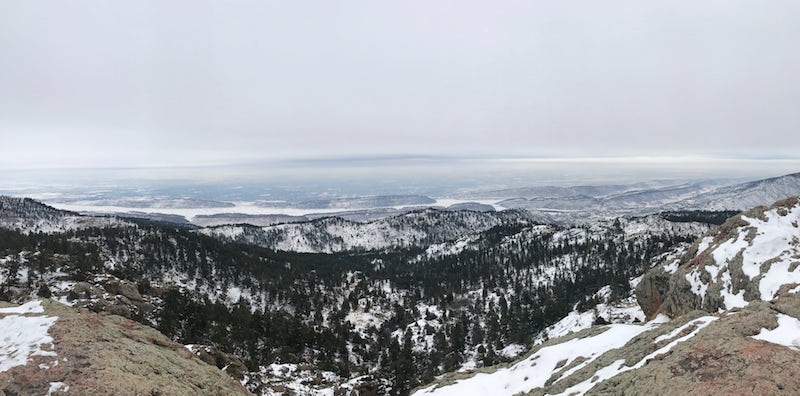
[46,381,69,395]
[751,313,800,350]
[683,200,800,309]
[201,209,518,253]
[0,300,59,373]
[412,314,711,396]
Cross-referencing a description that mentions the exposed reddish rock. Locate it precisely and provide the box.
[0,300,250,395]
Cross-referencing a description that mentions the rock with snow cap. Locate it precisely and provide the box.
[637,196,800,319]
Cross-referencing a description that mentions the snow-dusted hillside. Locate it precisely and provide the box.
[416,196,800,396]
[201,206,710,254]
[0,196,129,234]
[412,315,675,396]
[494,173,800,224]
[200,208,535,253]
[0,195,745,395]
[638,195,800,317]
[680,172,800,211]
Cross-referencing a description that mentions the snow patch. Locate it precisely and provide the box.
[553,315,717,396]
[46,381,68,395]
[0,303,58,373]
[751,313,800,350]
[498,344,526,359]
[696,236,714,255]
[0,300,45,314]
[412,319,664,396]
[758,260,800,302]
[685,269,708,302]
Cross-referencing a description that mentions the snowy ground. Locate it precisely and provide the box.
[536,285,646,344]
[751,313,800,350]
[245,363,341,396]
[683,200,800,309]
[0,301,59,374]
[412,315,672,396]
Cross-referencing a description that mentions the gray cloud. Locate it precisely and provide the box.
[1,1,799,169]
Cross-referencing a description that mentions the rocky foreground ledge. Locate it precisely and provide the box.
[0,299,249,395]
[414,196,800,396]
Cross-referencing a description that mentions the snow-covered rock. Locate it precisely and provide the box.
[416,197,800,396]
[637,196,800,318]
[0,299,248,395]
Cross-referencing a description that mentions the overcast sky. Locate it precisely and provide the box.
[1,1,799,171]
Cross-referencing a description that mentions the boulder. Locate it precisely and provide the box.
[103,279,144,302]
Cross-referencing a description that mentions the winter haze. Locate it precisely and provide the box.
[4,3,800,395]
[1,1,799,178]
[1,1,799,213]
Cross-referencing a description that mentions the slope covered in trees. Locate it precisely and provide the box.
[0,197,722,394]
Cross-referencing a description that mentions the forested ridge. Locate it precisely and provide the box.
[0,197,721,394]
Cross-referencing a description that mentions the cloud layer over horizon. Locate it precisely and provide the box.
[2,1,799,169]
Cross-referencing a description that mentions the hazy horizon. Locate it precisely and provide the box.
[2,156,799,204]
[2,1,800,172]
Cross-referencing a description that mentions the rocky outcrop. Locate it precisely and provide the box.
[415,197,800,396]
[186,344,249,381]
[634,267,672,318]
[0,299,250,395]
[415,289,800,396]
[636,196,800,319]
[56,276,158,323]
[103,279,144,302]
[592,294,800,395]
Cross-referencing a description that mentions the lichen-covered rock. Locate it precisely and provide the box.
[635,267,671,318]
[636,196,800,319]
[186,344,249,381]
[590,295,800,395]
[103,279,144,302]
[0,299,250,395]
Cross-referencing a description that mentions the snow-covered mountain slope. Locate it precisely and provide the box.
[492,180,720,213]
[416,197,800,396]
[200,208,537,253]
[201,205,707,254]
[0,194,770,395]
[192,213,309,227]
[416,301,800,396]
[454,182,685,201]
[495,173,799,224]
[637,195,800,318]
[679,172,800,211]
[0,196,128,234]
